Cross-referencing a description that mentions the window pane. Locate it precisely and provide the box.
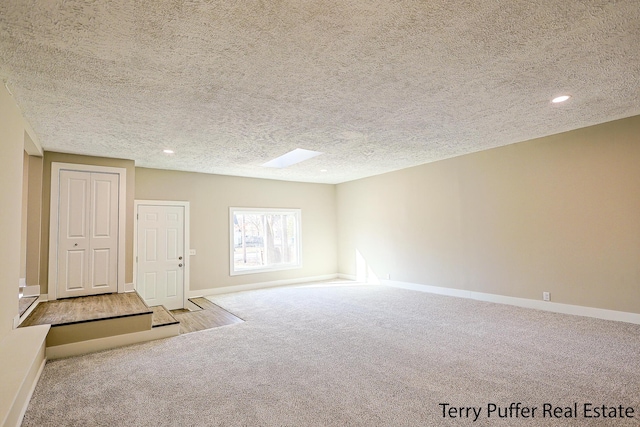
[231,208,301,275]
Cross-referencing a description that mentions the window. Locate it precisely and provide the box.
[230,208,301,275]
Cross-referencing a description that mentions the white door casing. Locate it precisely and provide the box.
[135,202,189,310]
[48,163,126,300]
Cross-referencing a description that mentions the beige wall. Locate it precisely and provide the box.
[0,86,28,339]
[135,168,337,291]
[26,155,43,287]
[40,152,136,295]
[20,151,29,279]
[337,115,640,314]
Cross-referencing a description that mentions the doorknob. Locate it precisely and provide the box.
[178,263,183,267]
[178,256,183,260]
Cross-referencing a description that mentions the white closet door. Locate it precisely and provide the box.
[57,170,119,298]
[89,172,119,292]
[57,170,91,297]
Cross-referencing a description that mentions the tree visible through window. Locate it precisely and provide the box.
[230,208,301,275]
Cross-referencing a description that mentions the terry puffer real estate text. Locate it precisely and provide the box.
[439,402,635,422]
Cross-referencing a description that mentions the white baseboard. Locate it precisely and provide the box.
[18,278,26,288]
[188,274,339,298]
[337,274,357,281]
[124,282,135,292]
[15,357,46,427]
[46,323,180,359]
[0,324,49,427]
[383,279,640,325]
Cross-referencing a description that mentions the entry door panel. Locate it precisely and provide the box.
[137,205,184,310]
[57,170,119,298]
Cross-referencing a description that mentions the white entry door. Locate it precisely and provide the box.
[57,170,119,298]
[136,204,185,310]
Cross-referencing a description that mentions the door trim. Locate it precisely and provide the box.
[134,200,190,309]
[48,162,127,300]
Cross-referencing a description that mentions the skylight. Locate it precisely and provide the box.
[262,148,323,168]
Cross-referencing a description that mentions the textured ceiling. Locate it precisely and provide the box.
[1,1,639,184]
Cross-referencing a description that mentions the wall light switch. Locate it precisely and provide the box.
[189,249,196,256]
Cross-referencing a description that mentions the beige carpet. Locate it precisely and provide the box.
[22,282,640,426]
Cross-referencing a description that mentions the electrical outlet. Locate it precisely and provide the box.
[386,273,391,280]
[543,292,550,301]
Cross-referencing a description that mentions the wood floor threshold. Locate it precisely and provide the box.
[188,297,245,321]
[170,297,244,334]
[188,298,210,311]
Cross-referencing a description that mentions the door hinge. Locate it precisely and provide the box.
[136,214,139,220]
[136,256,138,263]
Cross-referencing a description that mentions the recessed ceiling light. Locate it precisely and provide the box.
[320,169,328,172]
[163,149,174,154]
[262,148,323,168]
[551,95,571,103]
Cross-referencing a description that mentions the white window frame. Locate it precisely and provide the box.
[229,207,302,276]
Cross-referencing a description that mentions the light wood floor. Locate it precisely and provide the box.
[18,296,38,317]
[20,292,152,327]
[19,291,242,336]
[151,306,180,328]
[170,298,243,334]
